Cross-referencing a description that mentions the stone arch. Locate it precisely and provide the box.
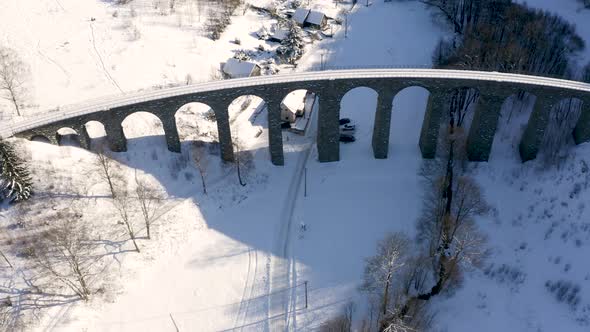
[418,85,481,159]
[85,120,107,138]
[121,111,167,150]
[174,102,215,142]
[539,96,584,163]
[484,91,538,161]
[388,86,431,156]
[56,127,81,147]
[446,86,482,130]
[228,94,266,130]
[273,89,321,164]
[338,86,378,159]
[30,134,52,144]
[84,120,107,150]
[224,94,267,165]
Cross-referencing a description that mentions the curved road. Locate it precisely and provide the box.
[2,68,590,139]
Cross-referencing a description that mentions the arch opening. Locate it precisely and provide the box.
[84,120,107,149]
[489,91,537,161]
[85,121,106,139]
[30,135,51,144]
[56,127,81,147]
[539,97,584,166]
[339,86,378,159]
[389,86,431,157]
[226,94,267,174]
[228,95,266,142]
[447,86,481,132]
[121,111,166,150]
[174,102,216,142]
[279,89,319,159]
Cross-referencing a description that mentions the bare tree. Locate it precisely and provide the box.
[541,98,582,168]
[190,140,209,194]
[134,171,165,240]
[232,135,247,187]
[94,143,122,198]
[112,190,140,252]
[0,47,30,117]
[32,209,97,301]
[415,174,489,298]
[319,301,355,332]
[360,233,410,317]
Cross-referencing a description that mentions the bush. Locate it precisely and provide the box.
[545,280,582,309]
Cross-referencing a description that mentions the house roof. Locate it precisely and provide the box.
[281,90,307,113]
[306,11,325,26]
[270,28,288,41]
[293,8,310,25]
[222,58,259,78]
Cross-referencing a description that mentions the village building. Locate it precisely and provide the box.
[305,10,328,30]
[292,8,310,26]
[280,90,307,122]
[280,90,318,135]
[221,58,261,79]
[291,8,328,30]
[268,28,289,43]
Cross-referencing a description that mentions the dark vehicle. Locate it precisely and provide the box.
[339,118,351,125]
[281,122,291,129]
[339,134,356,143]
[341,124,355,131]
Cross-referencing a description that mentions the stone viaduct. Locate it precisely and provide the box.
[3,69,590,165]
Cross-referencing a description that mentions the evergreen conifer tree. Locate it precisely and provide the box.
[276,21,304,65]
[0,140,32,203]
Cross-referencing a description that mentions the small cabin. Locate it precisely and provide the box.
[221,58,261,79]
[291,8,328,30]
[268,28,289,43]
[305,11,328,30]
[292,8,310,26]
[280,90,308,122]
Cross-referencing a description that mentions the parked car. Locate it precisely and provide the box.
[339,118,351,125]
[339,134,356,143]
[341,124,355,131]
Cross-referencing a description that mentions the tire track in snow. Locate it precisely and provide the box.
[269,113,316,331]
[238,249,259,331]
[89,22,124,93]
[37,41,71,85]
[232,248,254,330]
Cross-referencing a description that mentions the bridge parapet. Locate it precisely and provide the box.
[4,69,590,166]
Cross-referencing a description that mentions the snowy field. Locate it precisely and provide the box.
[1,0,590,331]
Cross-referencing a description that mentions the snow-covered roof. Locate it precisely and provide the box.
[222,58,259,78]
[270,29,288,41]
[306,11,325,26]
[281,90,307,113]
[293,8,310,25]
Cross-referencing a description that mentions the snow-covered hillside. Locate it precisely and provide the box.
[1,0,590,331]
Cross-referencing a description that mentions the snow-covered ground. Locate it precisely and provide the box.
[2,0,590,331]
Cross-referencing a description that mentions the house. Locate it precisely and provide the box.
[221,58,261,79]
[268,28,288,43]
[292,8,310,26]
[305,10,328,30]
[280,90,307,122]
[280,90,318,135]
